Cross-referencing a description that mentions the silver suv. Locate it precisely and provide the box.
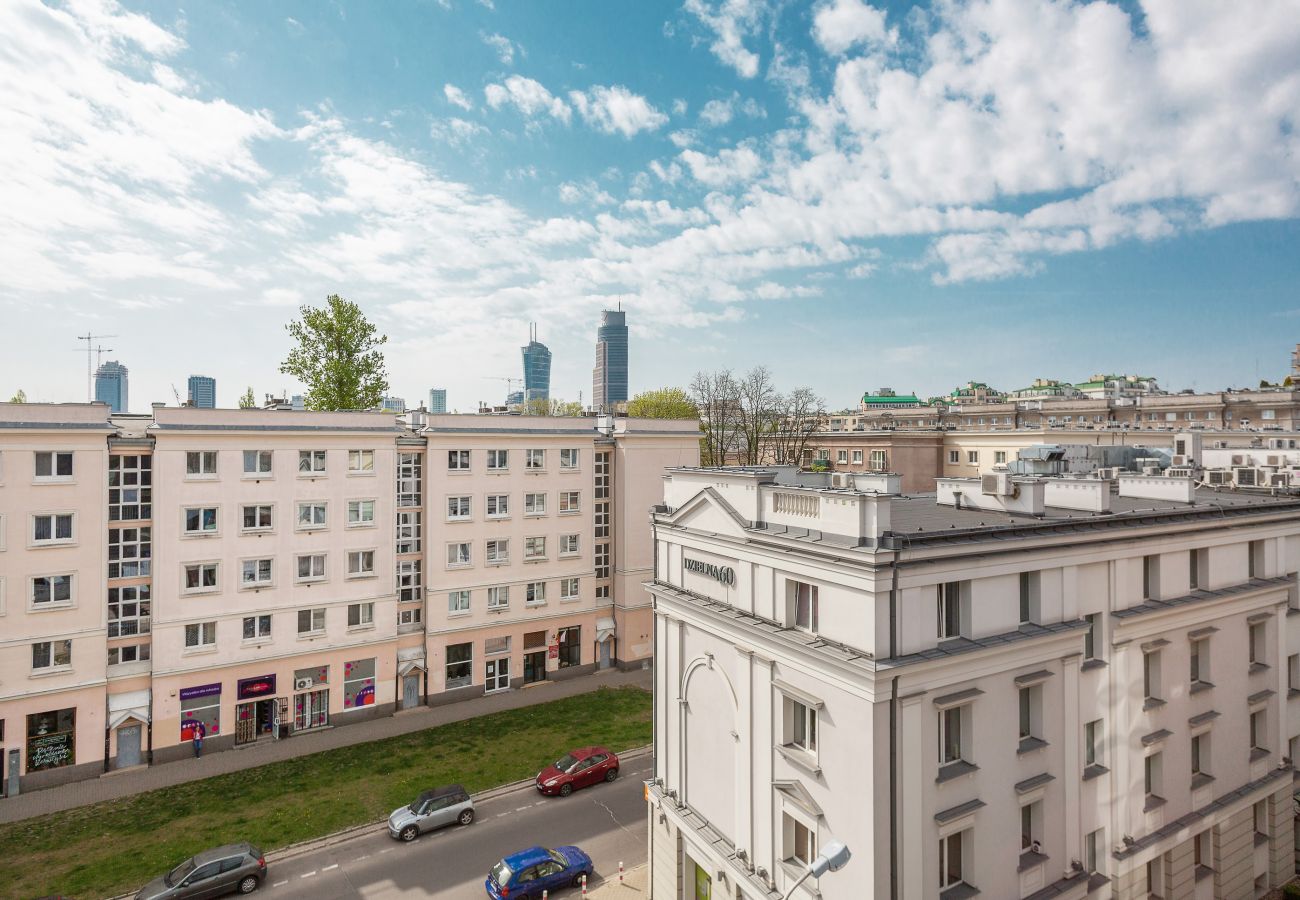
[135,843,266,898]
[387,783,474,841]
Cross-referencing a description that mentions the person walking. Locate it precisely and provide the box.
[192,721,205,758]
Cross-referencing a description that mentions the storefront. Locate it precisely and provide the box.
[180,683,221,741]
[293,666,329,732]
[343,658,377,711]
[557,626,582,668]
[235,675,278,744]
[26,708,76,774]
[523,630,548,683]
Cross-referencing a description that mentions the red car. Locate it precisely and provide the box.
[535,746,620,796]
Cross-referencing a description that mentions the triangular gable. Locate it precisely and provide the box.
[661,487,751,540]
[774,780,823,817]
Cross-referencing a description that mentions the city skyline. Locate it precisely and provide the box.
[2,1,1299,413]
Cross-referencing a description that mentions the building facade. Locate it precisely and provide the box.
[94,361,128,414]
[187,376,216,409]
[593,309,629,413]
[646,466,1299,900]
[428,389,448,414]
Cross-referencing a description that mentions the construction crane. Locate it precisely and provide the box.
[171,384,188,407]
[74,332,117,401]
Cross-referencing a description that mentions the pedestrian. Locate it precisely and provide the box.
[192,721,205,758]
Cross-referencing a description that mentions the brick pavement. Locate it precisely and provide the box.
[0,666,650,824]
[588,863,648,897]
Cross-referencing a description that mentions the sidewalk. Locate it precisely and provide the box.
[0,667,650,824]
[588,863,648,898]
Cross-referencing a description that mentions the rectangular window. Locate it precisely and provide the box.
[560,448,579,469]
[837,450,848,464]
[347,550,375,577]
[937,582,963,640]
[31,514,74,546]
[298,449,326,474]
[939,830,966,889]
[241,504,273,531]
[183,563,218,593]
[967,450,978,464]
[595,542,610,579]
[526,581,546,605]
[107,527,151,579]
[107,585,151,637]
[486,539,509,564]
[1249,540,1264,578]
[559,491,581,513]
[561,577,579,601]
[241,558,273,587]
[939,706,964,765]
[1084,613,1100,660]
[399,607,422,626]
[34,451,74,480]
[785,812,816,866]
[947,449,960,464]
[348,449,374,473]
[1018,571,1038,625]
[524,536,546,560]
[445,642,472,688]
[108,454,152,521]
[1145,751,1163,800]
[397,452,422,506]
[296,501,327,530]
[1142,555,1159,600]
[296,554,326,582]
[398,559,421,602]
[346,499,375,526]
[560,533,579,556]
[108,643,150,665]
[486,494,509,518]
[852,449,863,464]
[1020,801,1041,851]
[184,622,216,648]
[1254,799,1268,839]
[526,449,545,470]
[183,506,218,535]
[447,450,470,471]
[487,449,509,470]
[1190,637,1209,685]
[1191,732,1208,776]
[347,602,375,628]
[344,658,377,708]
[448,590,470,614]
[1144,650,1162,703]
[1084,719,1103,767]
[995,451,1008,465]
[1018,685,1041,742]
[594,502,609,538]
[1289,654,1299,692]
[525,492,547,515]
[488,586,509,609]
[297,608,326,634]
[32,639,72,669]
[396,510,422,554]
[242,449,272,475]
[447,542,471,568]
[1193,831,1211,872]
[242,615,272,640]
[1249,622,1266,668]
[1250,710,1266,752]
[447,496,471,520]
[869,449,887,470]
[185,451,218,476]
[789,699,817,752]
[1084,829,1103,875]
[1189,548,1203,590]
[557,626,581,667]
[1149,858,1163,897]
[790,581,818,632]
[31,574,73,607]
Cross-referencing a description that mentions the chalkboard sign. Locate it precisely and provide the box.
[27,730,74,772]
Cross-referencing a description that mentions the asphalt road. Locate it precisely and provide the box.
[259,756,651,899]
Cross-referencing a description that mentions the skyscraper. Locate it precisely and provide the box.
[94,361,128,413]
[521,324,551,402]
[428,388,447,413]
[592,308,628,412]
[187,375,216,408]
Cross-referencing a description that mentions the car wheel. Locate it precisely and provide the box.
[458,808,475,826]
[399,824,419,842]
[605,768,619,783]
[572,871,590,888]
[238,874,260,894]
[559,782,573,797]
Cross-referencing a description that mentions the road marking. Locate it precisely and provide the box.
[322,864,339,872]
[301,871,316,878]
[514,806,530,812]
[378,848,393,854]
[272,880,288,887]
[356,854,369,860]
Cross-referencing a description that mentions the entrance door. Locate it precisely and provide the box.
[116,724,141,768]
[485,658,510,693]
[599,639,612,670]
[294,690,329,731]
[524,651,547,683]
[402,674,421,709]
[236,703,258,744]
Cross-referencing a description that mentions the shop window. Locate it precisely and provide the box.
[26,708,76,773]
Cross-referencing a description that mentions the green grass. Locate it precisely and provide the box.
[0,686,651,900]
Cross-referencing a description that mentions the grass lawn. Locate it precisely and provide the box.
[0,685,651,900]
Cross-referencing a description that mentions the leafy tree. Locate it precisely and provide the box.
[280,295,389,411]
[238,387,256,409]
[521,397,584,416]
[627,387,698,419]
[9,388,26,403]
[1285,376,1294,387]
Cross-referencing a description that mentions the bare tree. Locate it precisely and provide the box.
[767,386,826,465]
[690,369,740,466]
[736,366,782,465]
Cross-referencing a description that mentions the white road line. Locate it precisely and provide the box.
[322,864,339,872]
[378,848,393,854]
[272,880,288,887]
[301,871,316,878]
[356,854,369,860]
[514,806,530,812]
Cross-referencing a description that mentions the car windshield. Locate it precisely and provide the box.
[409,792,433,812]
[490,861,512,886]
[554,754,579,772]
[166,858,196,887]
[548,849,567,866]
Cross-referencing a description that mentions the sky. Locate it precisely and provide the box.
[2,0,1299,414]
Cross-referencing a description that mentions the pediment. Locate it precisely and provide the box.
[662,487,750,539]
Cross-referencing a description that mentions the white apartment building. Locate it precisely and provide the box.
[646,467,1300,900]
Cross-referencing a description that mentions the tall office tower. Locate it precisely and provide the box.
[592,309,628,413]
[379,396,406,413]
[94,361,129,413]
[521,324,552,402]
[428,389,447,414]
[187,375,216,408]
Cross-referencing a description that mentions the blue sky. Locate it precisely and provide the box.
[2,0,1299,413]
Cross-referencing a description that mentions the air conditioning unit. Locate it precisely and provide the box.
[1206,469,1233,485]
[1142,465,1161,476]
[1234,467,1259,487]
[294,677,314,691]
[830,473,851,488]
[1270,473,1290,487]
[1167,467,1193,478]
[1171,455,1188,466]
[1267,455,1282,467]
[1231,454,1245,466]
[1095,467,1117,480]
[981,472,1016,497]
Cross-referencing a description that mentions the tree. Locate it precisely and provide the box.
[767,386,827,466]
[735,366,781,465]
[238,387,256,409]
[627,387,699,419]
[521,397,584,416]
[8,388,26,403]
[280,294,389,411]
[690,369,741,466]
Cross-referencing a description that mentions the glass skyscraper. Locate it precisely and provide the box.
[593,309,628,412]
[94,361,129,413]
[521,324,551,402]
[428,388,447,413]
[187,375,216,408]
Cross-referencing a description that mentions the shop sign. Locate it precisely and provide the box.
[548,644,559,659]
[237,675,277,700]
[684,557,736,586]
[27,732,74,771]
[179,682,222,701]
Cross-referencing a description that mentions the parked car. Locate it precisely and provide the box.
[535,746,619,796]
[484,845,593,899]
[387,783,475,841]
[134,843,266,899]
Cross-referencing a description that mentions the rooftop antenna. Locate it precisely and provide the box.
[75,332,118,401]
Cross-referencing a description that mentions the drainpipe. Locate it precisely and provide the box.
[888,549,900,900]
[649,515,659,900]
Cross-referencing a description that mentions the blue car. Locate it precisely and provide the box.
[485,845,593,899]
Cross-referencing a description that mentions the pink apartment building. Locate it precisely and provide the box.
[0,402,697,794]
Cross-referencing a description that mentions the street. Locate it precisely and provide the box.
[258,757,651,899]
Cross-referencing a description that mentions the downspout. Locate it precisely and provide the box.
[649,515,659,900]
[888,547,900,900]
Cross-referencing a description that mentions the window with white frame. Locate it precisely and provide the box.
[560,448,579,469]
[242,449,273,476]
[1020,799,1042,853]
[31,513,74,547]
[398,559,421,602]
[485,635,511,655]
[852,450,863,464]
[1193,830,1211,874]
[34,451,73,480]
[108,527,150,578]
[298,449,327,474]
[449,590,470,614]
[183,562,218,593]
[487,449,509,471]
[967,450,978,464]
[347,549,375,577]
[782,811,817,866]
[939,829,969,891]
[947,449,960,464]
[1145,751,1164,805]
[1189,547,1205,590]
[486,539,509,564]
[937,581,964,640]
[397,452,422,506]
[183,506,218,535]
[488,586,509,609]
[108,643,150,666]
[348,449,374,473]
[559,491,580,513]
[994,451,1007,465]
[1190,636,1210,686]
[447,542,471,568]
[526,449,545,470]
[447,449,470,471]
[526,581,546,605]
[184,622,216,648]
[785,697,817,753]
[296,553,326,582]
[524,536,546,560]
[870,449,887,471]
[347,602,375,628]
[399,607,422,626]
[1018,684,1042,744]
[525,492,547,515]
[1144,649,1163,704]
[447,496,471,520]
[241,504,273,532]
[396,510,422,553]
[347,499,375,526]
[446,642,472,688]
[594,503,609,538]
[297,608,326,634]
[1084,719,1104,769]
[837,450,848,463]
[595,542,610,579]
[1253,799,1268,839]
[1148,859,1163,896]
[561,577,579,601]
[243,615,272,641]
[487,494,509,518]
[108,585,150,637]
[788,580,818,632]
[32,639,72,669]
[938,704,970,767]
[595,451,610,499]
[31,574,73,607]
[560,533,579,556]
[296,501,327,530]
[1084,613,1101,661]
[241,558,273,587]
[1084,828,1104,875]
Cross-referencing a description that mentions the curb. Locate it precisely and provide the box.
[105,744,652,899]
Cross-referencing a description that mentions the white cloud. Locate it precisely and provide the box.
[443,83,473,110]
[285,16,305,36]
[480,31,518,65]
[430,117,489,145]
[558,180,616,206]
[678,145,764,187]
[699,92,766,127]
[682,0,765,78]
[811,0,894,55]
[568,85,668,137]
[477,0,496,9]
[672,98,688,116]
[484,75,571,123]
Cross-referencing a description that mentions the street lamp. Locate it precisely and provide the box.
[782,840,851,900]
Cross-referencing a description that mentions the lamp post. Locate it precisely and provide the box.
[781,840,851,900]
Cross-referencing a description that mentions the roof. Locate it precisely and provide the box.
[502,846,553,869]
[193,843,253,864]
[861,394,921,405]
[416,784,467,802]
